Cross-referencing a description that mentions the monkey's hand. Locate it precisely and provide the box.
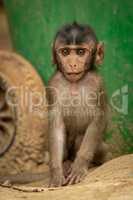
[49,168,66,187]
[65,157,88,185]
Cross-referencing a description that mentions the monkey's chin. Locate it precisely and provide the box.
[64,72,84,82]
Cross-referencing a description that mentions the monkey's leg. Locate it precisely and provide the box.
[93,142,108,166]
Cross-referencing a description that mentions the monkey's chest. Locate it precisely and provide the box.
[61,89,97,133]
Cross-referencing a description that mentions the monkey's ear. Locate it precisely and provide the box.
[95,42,104,65]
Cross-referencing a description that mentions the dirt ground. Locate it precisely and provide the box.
[0,154,133,200]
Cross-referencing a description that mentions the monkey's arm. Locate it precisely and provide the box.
[48,105,66,187]
[66,109,106,185]
[76,81,108,164]
[47,80,66,187]
[66,85,108,185]
[77,110,106,162]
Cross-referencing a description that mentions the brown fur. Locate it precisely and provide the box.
[48,23,108,187]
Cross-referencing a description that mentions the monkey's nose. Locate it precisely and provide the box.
[70,64,77,68]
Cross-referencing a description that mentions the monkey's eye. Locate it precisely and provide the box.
[61,48,70,56]
[76,48,86,56]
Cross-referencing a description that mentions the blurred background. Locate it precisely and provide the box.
[0,0,133,156]
[0,0,11,50]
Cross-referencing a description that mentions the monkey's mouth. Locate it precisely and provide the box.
[66,71,83,75]
[65,71,84,82]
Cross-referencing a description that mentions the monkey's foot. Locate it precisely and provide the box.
[49,171,66,187]
[65,158,88,185]
[63,160,72,178]
[65,167,88,185]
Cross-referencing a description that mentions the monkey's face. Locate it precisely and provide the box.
[55,42,96,82]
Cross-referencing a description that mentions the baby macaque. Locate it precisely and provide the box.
[48,22,108,187]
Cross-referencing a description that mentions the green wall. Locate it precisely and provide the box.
[4,0,133,155]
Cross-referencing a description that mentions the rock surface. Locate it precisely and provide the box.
[0,51,48,174]
[0,154,133,200]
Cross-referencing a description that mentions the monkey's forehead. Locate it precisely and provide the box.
[54,40,97,50]
[54,34,97,46]
[54,25,98,46]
